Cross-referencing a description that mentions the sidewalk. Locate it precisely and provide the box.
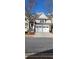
[25,32,53,38]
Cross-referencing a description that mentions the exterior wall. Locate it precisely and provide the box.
[46,20,51,23]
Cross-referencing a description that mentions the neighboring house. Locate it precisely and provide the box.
[25,12,30,32]
[35,13,52,32]
[25,12,35,33]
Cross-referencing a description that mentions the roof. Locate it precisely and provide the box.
[38,13,48,19]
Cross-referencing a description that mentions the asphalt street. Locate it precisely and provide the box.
[26,49,53,59]
[25,37,53,53]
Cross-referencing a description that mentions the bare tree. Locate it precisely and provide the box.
[25,0,37,33]
[27,0,36,13]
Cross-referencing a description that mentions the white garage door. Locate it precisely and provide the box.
[43,25,49,32]
[43,28,49,32]
[36,28,42,32]
[36,25,42,32]
[36,25,49,32]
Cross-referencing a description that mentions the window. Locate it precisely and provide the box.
[40,20,45,23]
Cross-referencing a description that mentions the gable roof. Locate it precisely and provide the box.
[38,13,48,19]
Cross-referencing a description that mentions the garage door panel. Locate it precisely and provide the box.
[43,28,49,32]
